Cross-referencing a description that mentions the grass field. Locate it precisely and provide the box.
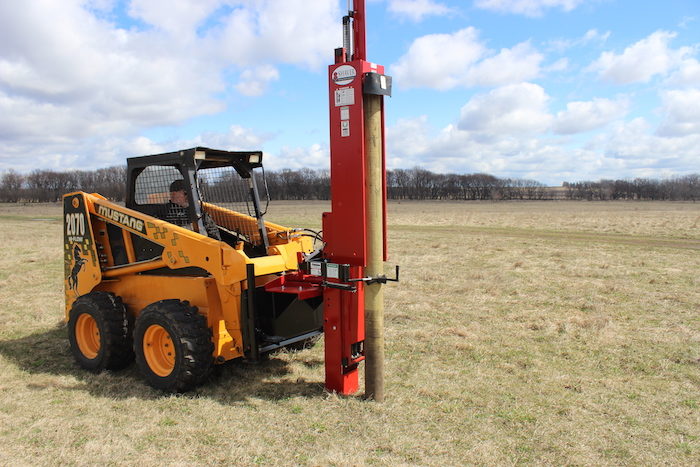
[0,200,698,465]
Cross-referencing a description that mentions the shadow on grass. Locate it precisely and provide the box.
[0,324,327,402]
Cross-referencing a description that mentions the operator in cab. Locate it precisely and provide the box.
[167,179,221,240]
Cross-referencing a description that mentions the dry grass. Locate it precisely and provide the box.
[0,201,698,465]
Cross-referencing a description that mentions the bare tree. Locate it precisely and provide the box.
[2,164,698,203]
[0,170,25,202]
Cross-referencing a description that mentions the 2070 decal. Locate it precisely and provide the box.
[66,212,86,240]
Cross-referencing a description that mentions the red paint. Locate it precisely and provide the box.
[263,273,323,300]
[322,267,365,395]
[352,0,367,61]
[316,0,388,395]
[325,58,384,267]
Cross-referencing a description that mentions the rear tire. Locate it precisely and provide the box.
[67,291,134,372]
[133,300,213,392]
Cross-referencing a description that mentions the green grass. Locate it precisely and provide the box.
[0,201,698,465]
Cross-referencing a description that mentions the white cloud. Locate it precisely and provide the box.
[391,29,542,89]
[657,88,700,137]
[466,42,543,86]
[128,0,223,35]
[582,29,610,43]
[678,16,696,29]
[387,117,592,183]
[387,0,452,22]
[587,31,691,84]
[545,58,569,72]
[268,144,329,170]
[235,65,280,97]
[157,125,327,172]
[666,58,700,87]
[178,125,271,151]
[548,28,610,52]
[474,0,587,17]
[212,1,340,69]
[458,83,552,135]
[0,123,273,172]
[385,91,700,184]
[0,132,166,172]
[591,117,700,176]
[0,0,339,169]
[553,97,629,134]
[386,116,431,160]
[391,28,486,90]
[0,0,223,150]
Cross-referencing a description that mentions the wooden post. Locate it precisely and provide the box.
[364,92,385,402]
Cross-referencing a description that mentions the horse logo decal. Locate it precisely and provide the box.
[67,244,87,294]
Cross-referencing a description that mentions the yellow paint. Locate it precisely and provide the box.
[64,192,314,363]
[75,313,100,359]
[142,324,175,377]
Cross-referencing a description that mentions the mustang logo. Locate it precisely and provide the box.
[68,244,87,294]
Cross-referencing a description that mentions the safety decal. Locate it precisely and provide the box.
[335,87,355,107]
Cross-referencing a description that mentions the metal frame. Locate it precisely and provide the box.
[125,147,268,246]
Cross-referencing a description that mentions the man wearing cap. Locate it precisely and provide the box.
[167,179,221,240]
[166,179,190,226]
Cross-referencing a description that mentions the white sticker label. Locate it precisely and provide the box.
[335,87,355,106]
[340,106,350,121]
[341,121,350,137]
[326,263,340,279]
[309,261,341,279]
[332,65,357,85]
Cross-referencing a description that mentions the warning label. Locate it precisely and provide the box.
[335,87,355,107]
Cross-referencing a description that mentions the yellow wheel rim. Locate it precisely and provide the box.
[76,314,100,359]
[143,324,175,377]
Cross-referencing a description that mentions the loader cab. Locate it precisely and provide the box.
[125,147,269,257]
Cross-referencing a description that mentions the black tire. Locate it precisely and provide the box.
[67,291,134,372]
[133,300,213,392]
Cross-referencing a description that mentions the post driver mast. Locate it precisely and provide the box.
[320,0,393,399]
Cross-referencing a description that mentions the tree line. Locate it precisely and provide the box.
[0,167,126,202]
[1,166,698,202]
[562,176,699,201]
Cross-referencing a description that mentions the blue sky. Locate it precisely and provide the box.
[1,0,699,185]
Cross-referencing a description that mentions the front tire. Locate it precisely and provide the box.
[133,300,213,392]
[67,291,134,372]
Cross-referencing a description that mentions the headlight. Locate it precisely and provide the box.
[249,154,260,164]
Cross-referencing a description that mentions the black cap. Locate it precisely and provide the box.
[170,179,185,192]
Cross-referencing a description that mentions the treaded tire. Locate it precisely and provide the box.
[68,291,134,372]
[133,300,213,392]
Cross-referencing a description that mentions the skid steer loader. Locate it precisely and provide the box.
[63,147,326,392]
